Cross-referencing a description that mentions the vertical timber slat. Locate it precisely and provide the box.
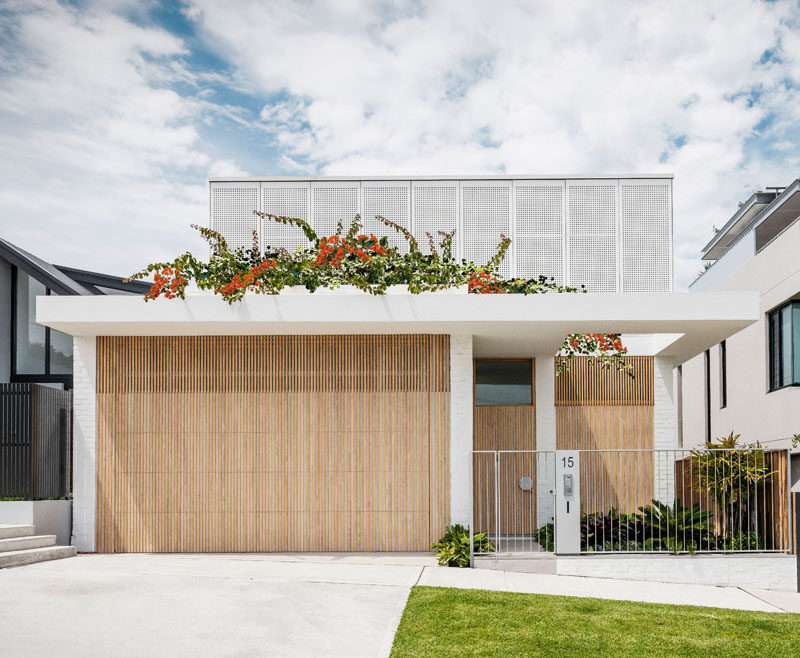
[95,335,449,552]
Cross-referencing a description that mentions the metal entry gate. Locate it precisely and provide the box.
[472,450,556,556]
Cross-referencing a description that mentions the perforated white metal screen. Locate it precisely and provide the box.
[361,182,411,252]
[311,183,360,238]
[209,178,672,293]
[514,182,565,283]
[260,183,310,253]
[210,182,259,251]
[461,182,512,275]
[411,182,460,257]
[567,182,618,292]
[619,181,672,292]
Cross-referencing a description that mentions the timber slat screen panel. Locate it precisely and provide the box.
[556,356,654,513]
[472,359,536,534]
[675,450,790,551]
[96,335,449,553]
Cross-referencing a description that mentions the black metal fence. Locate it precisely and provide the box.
[0,383,71,499]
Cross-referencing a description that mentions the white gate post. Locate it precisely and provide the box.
[555,450,581,554]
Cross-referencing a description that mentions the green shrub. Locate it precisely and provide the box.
[534,522,555,552]
[690,433,775,544]
[432,524,494,567]
[636,499,715,553]
[719,531,765,551]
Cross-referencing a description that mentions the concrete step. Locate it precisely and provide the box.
[0,534,56,553]
[0,524,35,540]
[0,545,77,569]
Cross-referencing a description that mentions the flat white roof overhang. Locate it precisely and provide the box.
[37,291,758,362]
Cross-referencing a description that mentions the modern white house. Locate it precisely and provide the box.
[32,173,798,590]
[682,180,800,482]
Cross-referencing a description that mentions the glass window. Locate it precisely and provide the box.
[49,329,73,374]
[781,306,792,388]
[794,304,800,385]
[768,301,800,391]
[15,270,46,374]
[475,360,532,405]
[719,341,727,409]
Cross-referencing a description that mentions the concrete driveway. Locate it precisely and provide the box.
[2,552,797,658]
[0,553,435,658]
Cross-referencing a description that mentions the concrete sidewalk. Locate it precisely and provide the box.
[419,564,793,613]
[1,553,798,658]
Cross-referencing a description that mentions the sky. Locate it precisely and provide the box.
[1,0,799,290]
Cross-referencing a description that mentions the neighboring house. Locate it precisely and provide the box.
[0,237,150,389]
[35,175,759,555]
[681,180,800,481]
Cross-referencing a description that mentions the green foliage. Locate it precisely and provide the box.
[582,507,646,552]
[257,211,318,243]
[719,531,765,551]
[533,522,555,552]
[556,333,632,379]
[635,499,714,553]
[128,214,579,300]
[375,214,418,252]
[485,234,511,271]
[129,216,631,371]
[690,433,775,541]
[432,524,494,567]
[536,500,717,553]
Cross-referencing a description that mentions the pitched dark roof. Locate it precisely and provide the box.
[0,236,151,296]
[54,265,151,295]
[0,237,93,295]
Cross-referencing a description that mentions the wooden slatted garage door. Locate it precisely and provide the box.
[95,335,449,553]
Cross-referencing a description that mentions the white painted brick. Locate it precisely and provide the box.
[653,356,675,502]
[557,554,797,591]
[71,336,96,552]
[450,334,472,526]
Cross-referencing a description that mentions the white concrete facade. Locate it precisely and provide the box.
[682,216,800,454]
[71,336,96,552]
[43,292,760,551]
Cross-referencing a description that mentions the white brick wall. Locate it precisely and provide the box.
[71,336,96,552]
[535,355,556,526]
[450,334,473,526]
[653,356,676,502]
[557,554,797,591]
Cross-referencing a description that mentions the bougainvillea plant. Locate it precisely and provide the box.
[555,333,632,378]
[127,213,631,375]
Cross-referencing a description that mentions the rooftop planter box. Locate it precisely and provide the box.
[127,213,631,374]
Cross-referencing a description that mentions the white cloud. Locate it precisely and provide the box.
[0,1,239,275]
[187,0,800,288]
[2,0,799,289]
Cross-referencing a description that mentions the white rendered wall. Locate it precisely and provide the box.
[682,222,800,453]
[557,554,797,591]
[71,336,96,552]
[450,334,473,526]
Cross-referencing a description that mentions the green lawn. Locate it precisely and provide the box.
[391,586,800,657]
